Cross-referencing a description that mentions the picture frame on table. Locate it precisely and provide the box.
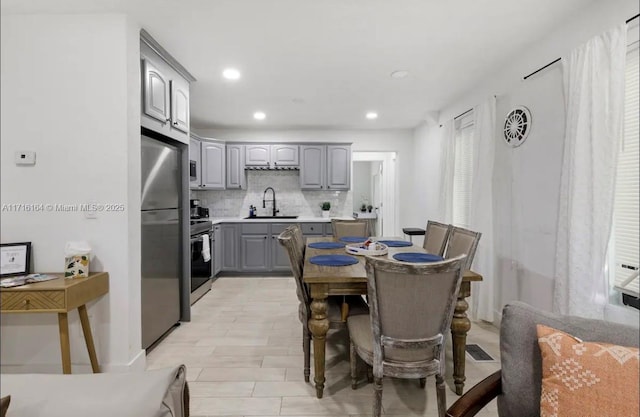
[0,242,32,277]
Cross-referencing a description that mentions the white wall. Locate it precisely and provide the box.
[411,0,639,321]
[195,128,413,236]
[0,14,143,372]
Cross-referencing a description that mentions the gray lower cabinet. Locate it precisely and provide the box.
[271,224,292,271]
[301,222,324,236]
[221,221,330,273]
[240,223,290,272]
[221,224,239,271]
[213,225,222,276]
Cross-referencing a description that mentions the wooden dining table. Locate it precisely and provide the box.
[302,236,482,398]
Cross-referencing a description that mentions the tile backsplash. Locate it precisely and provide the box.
[192,171,353,218]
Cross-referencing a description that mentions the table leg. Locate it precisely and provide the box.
[451,281,471,395]
[308,295,329,399]
[57,312,72,374]
[78,304,101,373]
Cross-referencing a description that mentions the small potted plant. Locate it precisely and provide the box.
[360,203,367,212]
[321,201,331,218]
[367,204,373,213]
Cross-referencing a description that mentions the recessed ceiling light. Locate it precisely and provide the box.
[222,68,241,80]
[253,111,266,120]
[366,112,378,120]
[390,70,409,79]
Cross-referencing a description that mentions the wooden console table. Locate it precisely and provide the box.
[0,272,109,374]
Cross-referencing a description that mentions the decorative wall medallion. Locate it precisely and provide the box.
[503,106,532,147]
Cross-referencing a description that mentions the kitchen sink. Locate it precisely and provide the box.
[244,215,299,219]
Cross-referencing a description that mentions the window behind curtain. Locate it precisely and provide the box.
[612,44,639,297]
[452,113,475,228]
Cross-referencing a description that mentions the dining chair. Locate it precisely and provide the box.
[443,226,482,271]
[331,219,369,239]
[348,254,467,417]
[423,220,453,256]
[277,225,368,382]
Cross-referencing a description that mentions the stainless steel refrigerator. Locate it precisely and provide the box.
[141,135,181,349]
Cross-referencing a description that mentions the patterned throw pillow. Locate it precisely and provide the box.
[537,324,639,417]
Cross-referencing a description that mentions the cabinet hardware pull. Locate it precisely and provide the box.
[173,121,178,125]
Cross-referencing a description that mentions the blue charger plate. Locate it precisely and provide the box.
[392,253,444,263]
[310,254,359,266]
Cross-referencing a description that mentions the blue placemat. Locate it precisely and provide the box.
[378,240,413,247]
[308,242,345,249]
[310,254,359,266]
[339,236,368,243]
[392,253,444,263]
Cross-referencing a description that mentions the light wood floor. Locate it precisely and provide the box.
[146,277,500,417]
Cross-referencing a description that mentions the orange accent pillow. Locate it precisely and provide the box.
[537,324,639,417]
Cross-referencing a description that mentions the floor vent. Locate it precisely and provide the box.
[465,344,495,362]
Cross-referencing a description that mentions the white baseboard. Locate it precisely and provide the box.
[0,349,146,374]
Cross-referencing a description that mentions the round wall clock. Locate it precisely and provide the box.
[503,106,532,147]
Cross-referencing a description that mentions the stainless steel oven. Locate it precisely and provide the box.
[190,220,212,304]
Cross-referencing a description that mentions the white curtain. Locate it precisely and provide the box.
[438,120,455,223]
[554,24,627,319]
[469,97,497,322]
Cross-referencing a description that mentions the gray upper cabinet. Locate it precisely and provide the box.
[271,145,299,167]
[201,140,226,189]
[300,144,350,190]
[245,144,299,167]
[189,136,201,188]
[245,145,271,166]
[170,78,190,133]
[300,145,326,190]
[326,145,351,190]
[143,59,170,123]
[226,144,246,189]
[140,31,196,144]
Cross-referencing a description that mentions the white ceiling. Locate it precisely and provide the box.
[2,0,596,130]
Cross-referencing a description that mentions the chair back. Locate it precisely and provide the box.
[423,220,453,256]
[443,226,481,271]
[364,255,466,373]
[277,225,310,310]
[331,219,369,239]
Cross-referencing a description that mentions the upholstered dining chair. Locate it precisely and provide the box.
[331,219,369,239]
[277,225,368,382]
[423,220,453,256]
[348,254,467,417]
[443,226,481,271]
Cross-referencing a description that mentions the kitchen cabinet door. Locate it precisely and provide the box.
[326,145,351,190]
[221,224,239,271]
[300,145,326,190]
[189,137,201,189]
[245,145,270,166]
[170,78,190,133]
[241,235,270,272]
[213,225,222,276]
[143,59,170,123]
[201,141,226,189]
[271,223,292,271]
[226,144,246,189]
[271,145,299,167]
[301,223,325,236]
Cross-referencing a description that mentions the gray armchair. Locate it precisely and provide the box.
[446,302,640,417]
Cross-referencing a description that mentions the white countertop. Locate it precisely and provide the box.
[209,216,354,224]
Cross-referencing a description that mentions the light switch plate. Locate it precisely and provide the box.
[15,151,36,165]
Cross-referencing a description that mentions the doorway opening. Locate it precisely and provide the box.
[352,152,397,237]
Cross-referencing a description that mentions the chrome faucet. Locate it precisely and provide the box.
[262,187,279,217]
